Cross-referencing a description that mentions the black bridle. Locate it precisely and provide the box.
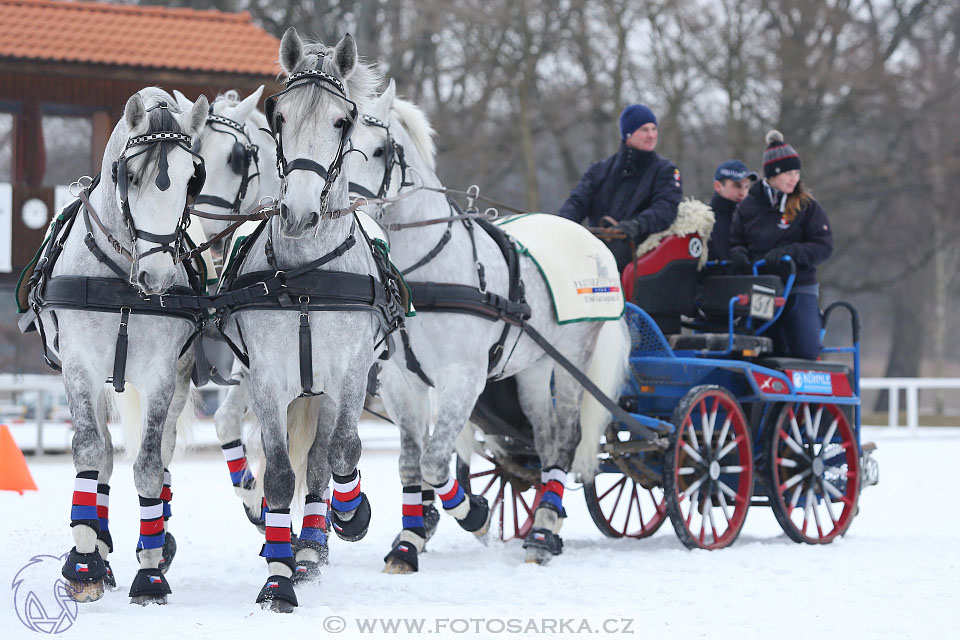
[107,102,206,266]
[264,66,360,220]
[349,114,412,201]
[193,111,260,215]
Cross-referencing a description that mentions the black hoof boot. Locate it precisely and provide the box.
[423,503,441,543]
[128,568,172,605]
[331,493,371,542]
[159,532,177,574]
[457,494,490,533]
[256,575,298,613]
[61,547,107,603]
[292,561,321,585]
[522,528,564,565]
[383,542,418,574]
[104,561,117,590]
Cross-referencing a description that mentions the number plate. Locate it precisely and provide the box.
[750,284,776,320]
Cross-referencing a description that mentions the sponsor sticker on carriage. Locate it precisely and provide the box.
[790,370,833,395]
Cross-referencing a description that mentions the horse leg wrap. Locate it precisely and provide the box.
[221,439,256,490]
[96,484,116,589]
[156,469,177,574]
[522,527,564,558]
[70,471,100,550]
[135,496,165,569]
[260,509,295,578]
[331,470,371,542]
[385,485,427,572]
[292,495,328,584]
[434,477,469,520]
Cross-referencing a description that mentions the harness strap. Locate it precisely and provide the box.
[298,297,317,396]
[399,327,435,387]
[400,223,452,277]
[112,308,131,392]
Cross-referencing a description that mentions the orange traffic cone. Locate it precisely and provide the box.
[0,423,38,494]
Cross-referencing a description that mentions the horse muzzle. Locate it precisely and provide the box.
[280,203,320,237]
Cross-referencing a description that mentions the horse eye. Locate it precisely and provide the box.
[373,147,384,158]
[128,172,138,186]
[334,118,346,129]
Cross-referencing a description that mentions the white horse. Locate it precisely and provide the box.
[215,29,401,611]
[349,80,630,570]
[25,87,209,604]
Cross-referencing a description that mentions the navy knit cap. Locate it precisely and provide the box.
[762,129,801,177]
[619,104,657,140]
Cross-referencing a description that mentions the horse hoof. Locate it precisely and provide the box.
[256,575,298,612]
[522,528,563,565]
[66,579,104,603]
[291,561,321,585]
[261,599,296,614]
[130,594,168,606]
[383,557,417,574]
[524,550,554,565]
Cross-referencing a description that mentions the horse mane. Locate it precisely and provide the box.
[280,41,382,137]
[211,90,269,133]
[392,98,436,172]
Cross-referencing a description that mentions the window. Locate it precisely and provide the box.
[42,114,93,187]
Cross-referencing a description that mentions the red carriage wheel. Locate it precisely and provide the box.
[664,385,753,550]
[765,402,860,544]
[456,450,543,542]
[585,475,666,538]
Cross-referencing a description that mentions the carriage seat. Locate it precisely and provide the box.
[623,234,702,335]
[668,333,773,356]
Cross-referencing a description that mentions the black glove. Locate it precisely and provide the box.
[730,251,752,274]
[764,247,792,266]
[615,218,648,243]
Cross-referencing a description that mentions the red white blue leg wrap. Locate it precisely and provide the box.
[137,496,165,551]
[540,468,566,513]
[332,470,362,512]
[299,495,327,546]
[260,509,294,567]
[71,471,100,530]
[221,439,255,488]
[161,468,173,520]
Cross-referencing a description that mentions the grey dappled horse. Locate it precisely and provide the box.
[41,88,209,604]
[349,81,630,569]
[216,29,393,611]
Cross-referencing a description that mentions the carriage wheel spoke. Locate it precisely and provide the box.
[717,434,745,459]
[703,399,718,448]
[479,472,499,497]
[606,476,628,525]
[780,468,811,492]
[681,443,705,465]
[819,480,839,525]
[517,491,535,518]
[633,485,646,529]
[811,405,824,439]
[681,476,706,500]
[677,466,698,475]
[716,417,732,452]
[790,410,804,445]
[649,488,665,514]
[820,417,840,451]
[808,487,824,538]
[705,495,719,540]
[787,484,803,516]
[716,488,732,525]
[802,486,813,534]
[803,404,816,440]
[821,478,844,500]
[716,479,740,504]
[686,418,700,451]
[698,496,708,544]
[777,457,799,468]
[623,483,636,535]
[686,490,699,527]
[599,475,627,501]
[719,465,744,474]
[778,429,807,458]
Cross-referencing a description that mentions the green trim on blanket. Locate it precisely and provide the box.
[496,214,624,324]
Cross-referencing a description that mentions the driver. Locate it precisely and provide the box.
[557,104,682,272]
[729,130,833,360]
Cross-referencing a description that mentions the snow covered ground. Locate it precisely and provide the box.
[1,425,957,639]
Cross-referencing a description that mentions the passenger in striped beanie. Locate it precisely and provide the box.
[762,129,800,177]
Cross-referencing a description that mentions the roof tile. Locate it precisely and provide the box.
[0,0,280,76]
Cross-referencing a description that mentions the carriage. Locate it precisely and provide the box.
[458,230,879,549]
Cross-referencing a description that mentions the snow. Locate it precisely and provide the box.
[1,426,957,639]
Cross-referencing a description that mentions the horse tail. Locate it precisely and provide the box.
[115,384,198,460]
[572,317,631,481]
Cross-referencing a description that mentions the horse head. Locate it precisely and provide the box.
[106,87,208,294]
[269,28,381,237]
[174,87,272,245]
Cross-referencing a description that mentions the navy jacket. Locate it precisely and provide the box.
[558,145,682,271]
[730,181,833,286]
[707,192,736,261]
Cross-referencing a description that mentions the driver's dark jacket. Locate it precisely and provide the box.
[558,145,682,271]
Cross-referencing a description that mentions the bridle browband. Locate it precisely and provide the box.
[264,65,361,221]
[193,110,261,215]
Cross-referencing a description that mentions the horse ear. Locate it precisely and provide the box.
[124,94,147,133]
[172,89,194,115]
[187,95,209,137]
[376,79,396,116]
[280,27,303,74]
[232,85,264,122]
[334,33,358,80]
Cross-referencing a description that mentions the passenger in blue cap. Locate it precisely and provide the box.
[708,160,758,260]
[558,104,682,272]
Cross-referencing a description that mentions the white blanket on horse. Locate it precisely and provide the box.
[495,213,624,324]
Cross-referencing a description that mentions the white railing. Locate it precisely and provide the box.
[861,377,960,433]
